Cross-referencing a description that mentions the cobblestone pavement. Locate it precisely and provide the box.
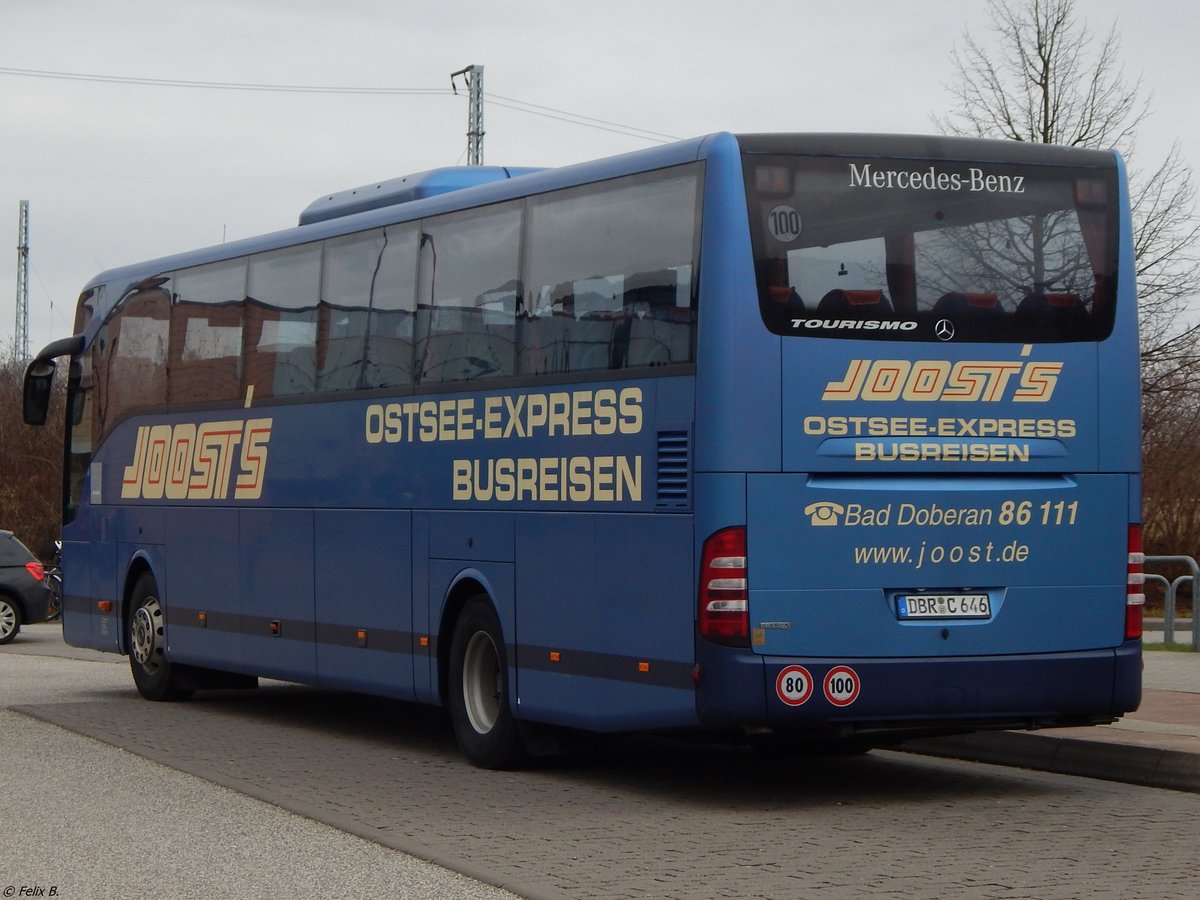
[5,627,1199,900]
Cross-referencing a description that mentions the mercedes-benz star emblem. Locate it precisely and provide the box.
[934,319,956,341]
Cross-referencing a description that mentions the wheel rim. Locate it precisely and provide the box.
[0,600,15,639]
[131,597,165,674]
[462,630,502,735]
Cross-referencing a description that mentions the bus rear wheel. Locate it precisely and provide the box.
[448,596,528,769]
[127,573,194,701]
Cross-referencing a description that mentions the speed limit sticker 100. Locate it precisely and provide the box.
[823,666,861,707]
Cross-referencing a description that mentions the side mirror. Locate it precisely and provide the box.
[23,359,56,426]
[21,335,84,427]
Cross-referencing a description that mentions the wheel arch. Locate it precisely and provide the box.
[120,552,158,656]
[0,586,25,618]
[436,569,500,707]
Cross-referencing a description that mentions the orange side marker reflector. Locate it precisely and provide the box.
[97,601,113,613]
[550,651,561,663]
[638,661,650,673]
[419,636,430,648]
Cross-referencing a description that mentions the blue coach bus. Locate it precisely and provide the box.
[24,133,1142,767]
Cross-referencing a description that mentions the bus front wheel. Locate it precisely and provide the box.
[127,573,194,701]
[448,596,528,769]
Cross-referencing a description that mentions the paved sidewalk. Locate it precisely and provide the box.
[0,624,519,900]
[905,627,1200,793]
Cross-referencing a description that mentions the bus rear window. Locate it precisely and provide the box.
[746,154,1118,342]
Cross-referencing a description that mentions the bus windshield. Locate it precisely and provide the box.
[745,152,1119,343]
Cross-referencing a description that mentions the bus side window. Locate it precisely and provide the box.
[518,284,560,376]
[245,245,320,399]
[170,260,247,406]
[319,230,383,392]
[415,203,521,385]
[96,281,170,435]
[64,356,94,525]
[624,267,694,368]
[362,225,419,390]
[521,166,700,377]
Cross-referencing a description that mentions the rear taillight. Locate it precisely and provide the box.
[699,526,749,647]
[25,561,45,582]
[1126,524,1144,640]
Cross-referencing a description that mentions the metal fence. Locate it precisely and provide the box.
[1144,555,1199,650]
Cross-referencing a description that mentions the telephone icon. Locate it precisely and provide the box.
[804,501,845,526]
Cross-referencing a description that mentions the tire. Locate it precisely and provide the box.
[127,573,194,701]
[447,596,528,769]
[0,595,21,645]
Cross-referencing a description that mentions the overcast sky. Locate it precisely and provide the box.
[2,0,1197,355]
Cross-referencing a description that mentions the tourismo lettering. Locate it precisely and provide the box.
[793,319,918,332]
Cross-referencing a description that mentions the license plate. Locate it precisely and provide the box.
[897,593,991,620]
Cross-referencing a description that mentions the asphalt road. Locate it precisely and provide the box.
[4,623,1200,899]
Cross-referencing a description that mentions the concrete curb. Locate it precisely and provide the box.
[901,730,1200,794]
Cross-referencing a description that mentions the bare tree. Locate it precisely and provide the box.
[935,0,1200,392]
[0,353,65,559]
[936,0,1200,560]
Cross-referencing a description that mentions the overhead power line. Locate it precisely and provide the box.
[0,66,679,143]
[0,66,450,95]
[486,93,679,143]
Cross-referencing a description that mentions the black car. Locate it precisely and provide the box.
[0,530,55,644]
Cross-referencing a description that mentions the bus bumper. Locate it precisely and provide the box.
[696,641,1142,737]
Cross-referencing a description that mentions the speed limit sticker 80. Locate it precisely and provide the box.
[775,665,814,707]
